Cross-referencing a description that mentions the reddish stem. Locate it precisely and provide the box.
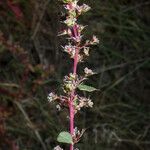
[69,92,75,150]
[69,25,79,150]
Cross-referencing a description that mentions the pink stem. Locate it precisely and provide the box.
[69,91,75,150]
[69,25,79,150]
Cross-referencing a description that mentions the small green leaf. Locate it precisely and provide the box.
[57,131,73,144]
[78,84,97,92]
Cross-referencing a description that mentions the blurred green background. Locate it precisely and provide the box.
[0,0,150,149]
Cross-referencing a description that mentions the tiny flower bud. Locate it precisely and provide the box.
[54,145,63,150]
[64,17,76,26]
[58,30,67,36]
[73,127,78,136]
[56,105,61,111]
[69,73,76,80]
[85,40,90,45]
[87,99,94,107]
[90,35,99,45]
[64,4,73,10]
[67,28,72,36]
[81,4,91,12]
[64,1,78,10]
[84,67,94,76]
[47,92,57,102]
[83,47,90,56]
[63,45,76,58]
[77,4,91,14]
[78,25,86,32]
[78,54,83,62]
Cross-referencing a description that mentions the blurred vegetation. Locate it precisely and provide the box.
[0,0,150,150]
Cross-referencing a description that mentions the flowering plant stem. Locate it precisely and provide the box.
[70,26,79,150]
[48,1,99,150]
[69,92,75,150]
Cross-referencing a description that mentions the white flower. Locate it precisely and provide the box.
[63,45,76,58]
[83,47,90,56]
[47,92,57,102]
[56,104,61,111]
[58,30,67,36]
[78,24,85,32]
[87,99,94,107]
[81,4,91,12]
[84,67,94,76]
[73,127,81,137]
[75,96,94,112]
[64,1,78,10]
[54,145,63,150]
[64,17,76,26]
[90,35,99,45]
[77,4,91,14]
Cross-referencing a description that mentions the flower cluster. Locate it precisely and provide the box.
[63,44,76,58]
[74,96,93,113]
[72,127,86,144]
[59,0,99,63]
[63,73,78,94]
[86,35,99,45]
[63,0,91,27]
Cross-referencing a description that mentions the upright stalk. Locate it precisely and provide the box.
[48,1,99,150]
[69,91,74,150]
[70,25,79,150]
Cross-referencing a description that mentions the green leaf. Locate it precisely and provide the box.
[78,84,97,92]
[57,131,73,144]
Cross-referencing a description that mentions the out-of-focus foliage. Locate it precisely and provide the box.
[0,0,150,150]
